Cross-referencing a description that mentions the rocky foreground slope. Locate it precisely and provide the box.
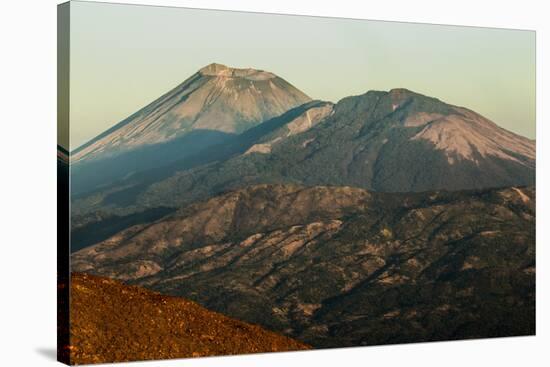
[63,272,308,364]
[73,184,536,347]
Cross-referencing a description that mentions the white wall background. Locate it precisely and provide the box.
[0,0,547,366]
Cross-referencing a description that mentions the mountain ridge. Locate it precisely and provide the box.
[72,183,535,348]
[69,87,534,218]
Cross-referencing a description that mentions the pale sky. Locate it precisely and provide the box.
[67,1,536,150]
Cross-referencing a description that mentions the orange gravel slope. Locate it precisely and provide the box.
[66,272,309,364]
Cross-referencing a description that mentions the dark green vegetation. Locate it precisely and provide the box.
[71,89,535,221]
[72,184,535,347]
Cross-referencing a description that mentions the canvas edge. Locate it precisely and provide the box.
[57,2,71,365]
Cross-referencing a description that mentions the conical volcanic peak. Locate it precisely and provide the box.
[72,63,311,164]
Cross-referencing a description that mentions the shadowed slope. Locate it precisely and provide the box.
[71,100,332,214]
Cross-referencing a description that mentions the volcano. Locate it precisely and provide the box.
[72,63,311,164]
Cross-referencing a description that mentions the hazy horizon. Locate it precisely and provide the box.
[65,1,536,151]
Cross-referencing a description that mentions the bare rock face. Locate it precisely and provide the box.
[198,63,277,80]
[72,184,535,348]
[72,63,311,164]
[410,106,535,165]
